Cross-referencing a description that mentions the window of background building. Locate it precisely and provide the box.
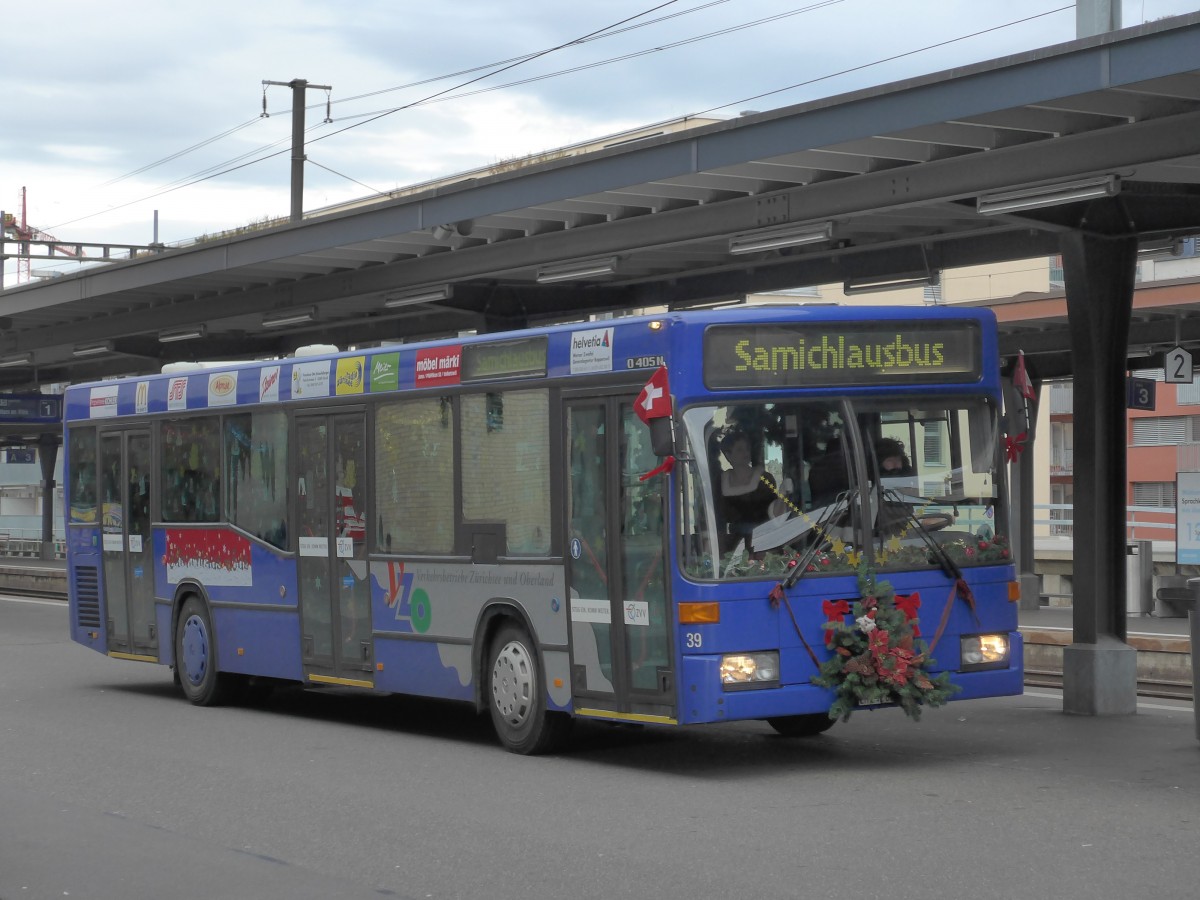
[1131,416,1197,446]
[922,420,945,465]
[1050,483,1074,536]
[1132,481,1176,508]
[1049,382,1074,414]
[1176,379,1200,405]
[375,397,454,554]
[461,390,551,556]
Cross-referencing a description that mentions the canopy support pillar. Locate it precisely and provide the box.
[1061,228,1138,715]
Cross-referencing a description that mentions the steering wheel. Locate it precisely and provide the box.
[917,513,955,532]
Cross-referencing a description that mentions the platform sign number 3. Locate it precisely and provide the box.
[1165,346,1194,385]
[1127,377,1156,411]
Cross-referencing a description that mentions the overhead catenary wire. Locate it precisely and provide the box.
[99,117,265,188]
[46,0,693,230]
[296,2,1069,199]
[332,0,739,107]
[328,1,848,127]
[119,0,852,208]
[306,158,388,197]
[114,0,1077,201]
[45,2,1072,233]
[88,0,711,194]
[689,3,1074,117]
[171,1,842,198]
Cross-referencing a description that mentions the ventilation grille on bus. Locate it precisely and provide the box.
[73,566,102,630]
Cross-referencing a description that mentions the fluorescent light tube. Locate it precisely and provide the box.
[159,325,207,343]
[728,221,833,255]
[384,285,452,308]
[536,257,618,284]
[73,342,114,358]
[262,307,316,328]
[843,273,939,296]
[977,176,1119,216]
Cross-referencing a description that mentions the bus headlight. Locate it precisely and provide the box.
[720,651,779,689]
[960,633,1010,670]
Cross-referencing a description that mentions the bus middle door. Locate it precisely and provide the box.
[295,411,372,687]
[565,396,674,724]
[99,429,156,659]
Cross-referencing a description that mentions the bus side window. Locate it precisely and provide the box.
[68,427,98,524]
[375,397,455,555]
[161,417,221,524]
[460,389,551,557]
[225,411,289,550]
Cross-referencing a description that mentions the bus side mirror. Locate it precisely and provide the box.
[649,416,675,457]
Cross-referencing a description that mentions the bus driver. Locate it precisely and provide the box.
[719,430,777,550]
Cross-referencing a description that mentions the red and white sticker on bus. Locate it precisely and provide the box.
[167,377,188,410]
[89,385,119,418]
[415,345,461,387]
[164,528,252,587]
[259,366,281,403]
[208,372,238,406]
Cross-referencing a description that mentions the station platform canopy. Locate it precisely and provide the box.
[7,14,1200,386]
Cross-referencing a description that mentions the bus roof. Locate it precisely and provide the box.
[64,306,999,422]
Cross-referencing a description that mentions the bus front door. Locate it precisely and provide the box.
[295,412,372,687]
[566,398,674,723]
[99,429,156,659]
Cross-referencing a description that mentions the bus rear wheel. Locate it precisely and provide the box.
[487,623,570,755]
[175,596,236,706]
[766,714,836,737]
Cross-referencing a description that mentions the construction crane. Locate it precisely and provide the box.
[1,187,84,284]
[1,187,162,289]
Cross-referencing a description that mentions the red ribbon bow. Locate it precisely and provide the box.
[1004,432,1027,462]
[638,455,675,481]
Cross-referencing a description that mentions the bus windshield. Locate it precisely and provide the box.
[679,396,1007,580]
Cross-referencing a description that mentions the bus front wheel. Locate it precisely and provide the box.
[487,623,570,754]
[175,596,235,706]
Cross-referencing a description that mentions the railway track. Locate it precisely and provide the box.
[0,587,69,602]
[1026,668,1194,702]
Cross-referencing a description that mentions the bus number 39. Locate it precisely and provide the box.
[685,632,703,649]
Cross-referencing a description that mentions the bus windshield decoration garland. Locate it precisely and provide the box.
[63,306,1020,753]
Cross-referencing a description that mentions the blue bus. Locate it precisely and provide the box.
[64,305,1021,753]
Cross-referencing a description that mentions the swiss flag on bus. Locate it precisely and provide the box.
[635,365,672,424]
[1013,351,1036,402]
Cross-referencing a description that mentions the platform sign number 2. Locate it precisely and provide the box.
[1164,346,1194,385]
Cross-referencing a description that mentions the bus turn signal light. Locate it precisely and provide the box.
[1008,581,1021,602]
[679,602,719,624]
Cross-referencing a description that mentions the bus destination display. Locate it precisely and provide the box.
[461,336,548,383]
[703,321,982,389]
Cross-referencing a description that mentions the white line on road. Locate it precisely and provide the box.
[0,594,64,607]
[1023,689,1192,712]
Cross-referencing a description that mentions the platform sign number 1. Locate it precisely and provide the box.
[1165,346,1193,384]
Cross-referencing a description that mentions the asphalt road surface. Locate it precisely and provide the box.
[2,594,1199,900]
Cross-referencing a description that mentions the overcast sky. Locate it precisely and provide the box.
[3,0,1199,283]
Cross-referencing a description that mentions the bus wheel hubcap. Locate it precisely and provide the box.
[181,615,209,686]
[492,641,533,726]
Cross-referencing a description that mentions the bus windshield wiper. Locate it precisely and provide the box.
[774,491,851,592]
[881,488,962,583]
